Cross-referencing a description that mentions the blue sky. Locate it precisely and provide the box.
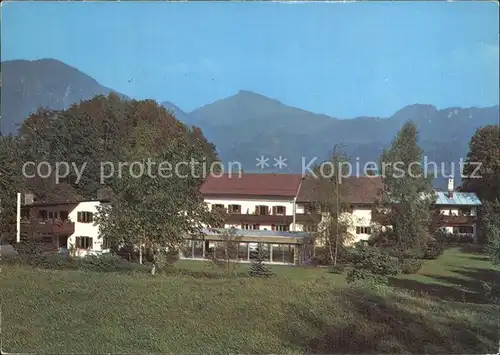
[1,1,498,118]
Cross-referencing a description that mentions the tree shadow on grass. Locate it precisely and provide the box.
[460,255,491,262]
[457,243,487,255]
[388,277,480,303]
[280,287,498,354]
[389,267,499,304]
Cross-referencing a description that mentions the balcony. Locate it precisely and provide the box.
[224,212,322,225]
[225,213,293,224]
[20,219,75,237]
[433,214,477,226]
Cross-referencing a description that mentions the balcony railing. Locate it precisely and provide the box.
[225,213,293,224]
[20,219,75,236]
[433,214,477,226]
[224,212,321,225]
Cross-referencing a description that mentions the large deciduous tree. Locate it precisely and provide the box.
[92,99,223,275]
[461,125,500,203]
[0,136,22,243]
[374,121,434,256]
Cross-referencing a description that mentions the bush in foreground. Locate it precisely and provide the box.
[2,252,147,273]
[423,242,445,260]
[399,258,424,274]
[346,245,400,284]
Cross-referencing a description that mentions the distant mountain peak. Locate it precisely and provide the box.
[234,90,281,103]
[392,103,439,120]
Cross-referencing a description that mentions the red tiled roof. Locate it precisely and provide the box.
[296,175,383,204]
[201,173,304,197]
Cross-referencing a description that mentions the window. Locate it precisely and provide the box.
[21,209,30,219]
[304,204,315,214]
[212,204,225,212]
[60,211,69,220]
[183,240,193,257]
[75,236,93,249]
[193,240,204,258]
[249,243,270,261]
[273,206,286,215]
[238,243,249,260]
[356,226,372,235]
[228,204,241,214]
[77,211,94,223]
[273,224,289,232]
[304,224,318,232]
[39,210,47,219]
[102,237,112,249]
[271,244,295,263]
[255,205,269,215]
[458,226,473,234]
[458,208,472,216]
[242,224,260,230]
[48,211,56,219]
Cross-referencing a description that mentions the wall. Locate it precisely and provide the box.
[67,201,110,255]
[204,196,303,230]
[299,206,375,246]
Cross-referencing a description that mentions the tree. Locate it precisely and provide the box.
[94,99,223,275]
[374,121,434,256]
[309,146,355,266]
[461,125,500,203]
[0,136,23,243]
[486,224,500,267]
[249,241,274,278]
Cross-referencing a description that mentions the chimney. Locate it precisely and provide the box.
[97,187,113,201]
[24,193,34,205]
[447,177,454,199]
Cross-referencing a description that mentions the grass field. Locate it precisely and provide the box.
[1,247,499,354]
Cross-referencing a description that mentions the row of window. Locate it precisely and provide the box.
[212,204,287,215]
[240,224,290,231]
[27,210,95,223]
[182,240,295,264]
[453,226,474,234]
[73,236,111,249]
[75,236,93,249]
[355,226,372,235]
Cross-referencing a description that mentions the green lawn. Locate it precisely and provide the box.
[1,247,499,354]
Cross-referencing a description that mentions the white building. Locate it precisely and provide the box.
[20,198,110,256]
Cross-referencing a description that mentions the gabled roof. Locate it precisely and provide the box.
[201,173,304,198]
[435,191,482,206]
[296,175,383,204]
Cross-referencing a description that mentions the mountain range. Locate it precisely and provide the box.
[2,58,499,188]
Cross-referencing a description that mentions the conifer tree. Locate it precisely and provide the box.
[249,242,274,278]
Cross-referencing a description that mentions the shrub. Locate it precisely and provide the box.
[346,245,400,284]
[423,242,444,260]
[434,230,474,244]
[312,246,354,266]
[481,281,500,305]
[328,264,345,274]
[2,252,146,273]
[399,258,423,274]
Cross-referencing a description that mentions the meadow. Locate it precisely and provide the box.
[1,247,499,354]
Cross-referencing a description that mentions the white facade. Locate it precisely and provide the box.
[67,201,110,256]
[204,196,304,231]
